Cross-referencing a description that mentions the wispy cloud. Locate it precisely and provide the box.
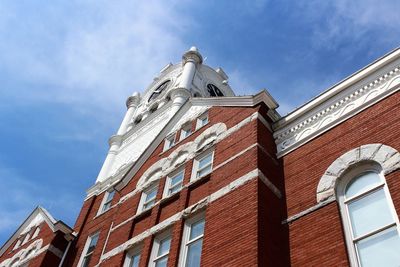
[295,0,400,50]
[0,0,192,116]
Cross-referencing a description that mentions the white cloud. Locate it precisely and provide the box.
[296,0,400,50]
[0,0,192,117]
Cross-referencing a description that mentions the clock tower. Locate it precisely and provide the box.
[95,47,235,184]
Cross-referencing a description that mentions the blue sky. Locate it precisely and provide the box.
[0,0,399,244]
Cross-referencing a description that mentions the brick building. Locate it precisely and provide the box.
[1,47,399,267]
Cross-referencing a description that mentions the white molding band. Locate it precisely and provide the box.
[316,144,400,203]
[274,62,400,158]
[99,168,280,263]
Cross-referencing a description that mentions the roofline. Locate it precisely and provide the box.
[0,206,74,257]
[276,47,400,129]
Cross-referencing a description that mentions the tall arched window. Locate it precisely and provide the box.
[337,163,400,267]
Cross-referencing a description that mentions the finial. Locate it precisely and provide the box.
[182,46,203,65]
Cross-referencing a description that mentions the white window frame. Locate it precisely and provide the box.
[180,124,192,141]
[337,163,400,267]
[179,213,205,267]
[163,133,176,151]
[77,231,100,267]
[196,112,208,130]
[137,183,158,214]
[191,150,214,181]
[163,169,185,197]
[149,230,172,267]
[98,189,115,215]
[123,244,142,267]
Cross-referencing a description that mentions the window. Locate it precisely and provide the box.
[337,166,400,267]
[163,170,184,197]
[191,151,214,181]
[124,246,141,267]
[100,190,115,213]
[78,232,100,267]
[137,184,158,214]
[180,124,192,141]
[149,231,171,267]
[179,214,205,267]
[164,134,176,151]
[196,112,208,130]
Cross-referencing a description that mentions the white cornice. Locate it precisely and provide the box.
[191,90,280,121]
[274,48,400,157]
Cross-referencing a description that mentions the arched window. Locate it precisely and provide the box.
[337,164,400,267]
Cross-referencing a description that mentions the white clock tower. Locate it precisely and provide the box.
[94,47,235,185]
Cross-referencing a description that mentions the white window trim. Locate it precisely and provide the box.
[163,169,185,198]
[180,124,192,141]
[77,232,100,267]
[179,213,205,267]
[97,190,115,215]
[336,163,400,267]
[191,150,214,181]
[149,230,172,267]
[137,183,158,214]
[123,244,142,267]
[195,112,209,130]
[163,133,176,151]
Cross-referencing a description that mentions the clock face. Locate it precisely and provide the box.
[207,84,224,97]
[148,80,170,102]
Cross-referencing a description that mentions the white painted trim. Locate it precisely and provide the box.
[163,168,185,198]
[77,232,100,267]
[277,47,400,127]
[274,56,400,157]
[148,230,172,267]
[136,183,159,214]
[190,149,214,182]
[123,244,142,267]
[100,168,279,263]
[178,212,205,267]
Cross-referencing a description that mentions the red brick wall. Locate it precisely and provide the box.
[282,92,400,265]
[64,105,287,267]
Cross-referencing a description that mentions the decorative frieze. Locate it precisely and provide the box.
[274,65,400,157]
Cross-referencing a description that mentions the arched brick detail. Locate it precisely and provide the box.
[316,144,400,202]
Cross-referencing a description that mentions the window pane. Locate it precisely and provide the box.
[129,254,140,267]
[146,188,157,202]
[171,172,184,187]
[348,189,394,238]
[190,219,205,240]
[199,154,212,169]
[357,226,400,267]
[197,165,212,177]
[158,237,171,256]
[106,190,115,202]
[155,257,168,267]
[143,199,155,210]
[346,172,381,199]
[186,238,203,267]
